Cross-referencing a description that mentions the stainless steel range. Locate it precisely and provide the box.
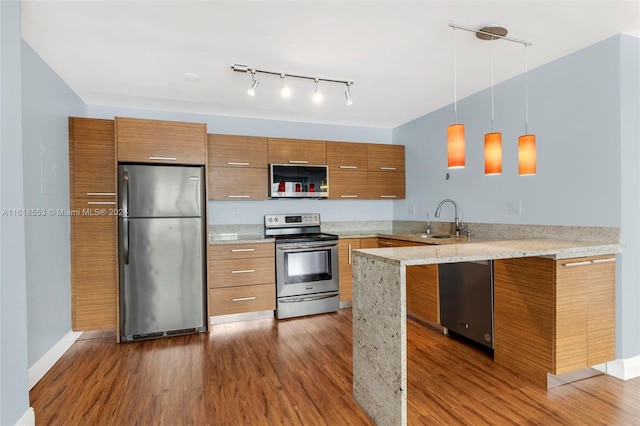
[265,213,339,319]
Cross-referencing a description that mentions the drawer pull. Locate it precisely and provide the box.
[348,243,352,265]
[340,195,358,198]
[563,261,592,267]
[379,167,397,171]
[227,162,250,166]
[380,195,397,198]
[87,201,116,205]
[148,156,177,161]
[231,248,256,252]
[231,269,255,274]
[232,296,256,302]
[288,160,309,164]
[339,165,358,169]
[592,258,616,264]
[86,192,115,196]
[227,195,250,198]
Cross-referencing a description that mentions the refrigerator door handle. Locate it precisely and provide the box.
[122,171,130,264]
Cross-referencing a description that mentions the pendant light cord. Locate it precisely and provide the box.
[524,44,529,135]
[490,35,495,132]
[453,27,458,123]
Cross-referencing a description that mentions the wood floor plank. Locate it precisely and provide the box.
[30,309,639,425]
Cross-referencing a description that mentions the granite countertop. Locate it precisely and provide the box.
[209,234,274,245]
[355,238,622,265]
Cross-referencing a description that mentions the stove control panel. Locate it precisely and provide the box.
[265,213,321,228]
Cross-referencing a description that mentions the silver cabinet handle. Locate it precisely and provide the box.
[348,243,352,265]
[227,162,250,166]
[231,248,256,252]
[231,269,255,274]
[232,296,256,302]
[339,165,358,169]
[86,192,115,196]
[288,160,309,164]
[227,195,250,198]
[340,195,358,198]
[563,260,592,267]
[592,258,616,264]
[87,201,116,205]
[148,156,177,161]
[380,195,397,198]
[379,167,397,171]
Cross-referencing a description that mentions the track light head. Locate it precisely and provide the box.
[344,82,353,106]
[279,74,291,98]
[312,78,323,103]
[247,70,259,96]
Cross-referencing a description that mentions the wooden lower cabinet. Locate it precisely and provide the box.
[208,243,275,317]
[494,255,616,386]
[338,237,377,303]
[406,265,439,324]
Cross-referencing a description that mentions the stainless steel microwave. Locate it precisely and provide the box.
[269,164,328,199]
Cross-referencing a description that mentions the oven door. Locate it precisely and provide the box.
[275,241,338,298]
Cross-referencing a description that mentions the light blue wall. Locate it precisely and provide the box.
[88,105,394,225]
[393,35,639,359]
[618,34,640,358]
[0,1,30,424]
[21,40,86,365]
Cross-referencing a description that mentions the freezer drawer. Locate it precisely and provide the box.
[439,261,494,349]
[119,217,207,339]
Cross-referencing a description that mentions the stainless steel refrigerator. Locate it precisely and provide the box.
[118,164,207,341]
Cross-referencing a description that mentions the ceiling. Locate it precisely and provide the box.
[21,1,640,129]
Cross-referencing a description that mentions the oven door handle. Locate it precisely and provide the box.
[277,242,337,252]
[279,293,338,303]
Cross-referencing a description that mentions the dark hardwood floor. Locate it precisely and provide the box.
[30,309,640,425]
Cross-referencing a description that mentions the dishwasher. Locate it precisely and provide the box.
[438,260,494,349]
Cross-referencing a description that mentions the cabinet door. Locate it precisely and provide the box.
[367,144,405,172]
[69,118,117,331]
[327,141,368,170]
[208,134,268,168]
[367,171,405,199]
[329,170,368,200]
[116,117,206,164]
[208,167,268,200]
[338,239,360,302]
[268,138,326,165]
[586,256,616,365]
[406,265,439,324]
[327,141,368,200]
[359,238,379,249]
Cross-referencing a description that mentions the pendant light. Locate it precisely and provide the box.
[484,29,502,175]
[447,27,465,169]
[518,44,536,175]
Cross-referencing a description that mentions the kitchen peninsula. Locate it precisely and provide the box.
[351,238,622,426]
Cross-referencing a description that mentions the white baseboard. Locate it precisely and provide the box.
[15,407,35,426]
[605,355,640,380]
[28,330,82,389]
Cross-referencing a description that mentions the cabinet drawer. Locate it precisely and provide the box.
[116,117,206,164]
[208,257,275,288]
[207,134,268,168]
[209,243,274,260]
[208,167,268,200]
[209,284,275,316]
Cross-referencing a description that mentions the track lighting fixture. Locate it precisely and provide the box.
[231,64,353,105]
[345,82,353,106]
[247,69,259,96]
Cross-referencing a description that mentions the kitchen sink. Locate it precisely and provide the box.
[417,234,451,239]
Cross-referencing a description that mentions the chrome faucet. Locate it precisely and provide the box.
[425,213,431,235]
[434,199,464,236]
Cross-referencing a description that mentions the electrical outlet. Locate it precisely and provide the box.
[409,205,416,215]
[507,200,522,215]
[231,207,238,217]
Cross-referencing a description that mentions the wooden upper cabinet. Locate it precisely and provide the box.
[208,134,268,168]
[327,141,368,170]
[208,167,268,200]
[327,142,368,200]
[367,144,405,172]
[268,138,326,165]
[69,117,116,204]
[116,117,206,165]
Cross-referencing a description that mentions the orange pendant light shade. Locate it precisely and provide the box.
[447,124,466,169]
[518,134,536,175]
[484,132,502,175]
